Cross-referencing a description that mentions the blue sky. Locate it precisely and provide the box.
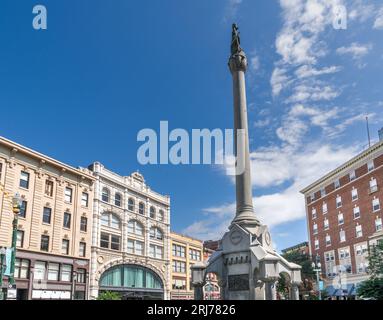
[0,0,383,252]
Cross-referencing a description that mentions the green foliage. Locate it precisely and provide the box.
[282,251,316,281]
[357,278,383,300]
[277,273,289,296]
[97,291,122,300]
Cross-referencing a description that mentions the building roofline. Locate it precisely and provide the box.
[170,231,203,244]
[0,136,95,181]
[300,140,383,194]
[281,241,309,253]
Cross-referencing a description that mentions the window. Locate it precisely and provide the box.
[77,269,86,283]
[61,264,72,282]
[20,171,30,189]
[65,187,73,203]
[336,196,342,208]
[189,249,201,261]
[79,242,86,257]
[115,193,121,207]
[48,263,60,281]
[150,227,163,240]
[339,248,350,259]
[62,239,69,255]
[349,170,356,181]
[355,244,368,256]
[370,178,378,193]
[373,198,380,212]
[172,244,186,258]
[19,201,27,218]
[149,244,163,259]
[312,208,317,219]
[158,210,164,221]
[313,223,318,235]
[100,233,109,249]
[340,230,346,242]
[356,225,363,238]
[42,207,52,224]
[334,179,340,189]
[368,160,374,172]
[127,239,144,255]
[15,258,29,279]
[172,279,186,290]
[376,217,382,232]
[325,252,335,261]
[338,213,344,225]
[128,198,135,211]
[40,235,49,252]
[127,220,144,236]
[150,206,156,219]
[34,261,46,280]
[111,235,121,250]
[63,212,71,229]
[325,235,331,247]
[353,206,360,219]
[100,233,121,251]
[80,216,88,232]
[81,192,89,207]
[324,219,329,230]
[139,202,145,215]
[351,188,358,201]
[102,188,110,202]
[16,230,24,248]
[172,261,186,273]
[320,187,326,197]
[310,193,315,201]
[322,202,328,214]
[314,239,319,250]
[100,212,121,229]
[45,180,54,197]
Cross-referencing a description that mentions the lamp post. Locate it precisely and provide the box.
[311,259,322,301]
[0,247,6,300]
[9,193,22,287]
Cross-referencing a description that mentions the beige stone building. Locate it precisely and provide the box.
[170,232,203,300]
[84,162,171,300]
[0,137,94,300]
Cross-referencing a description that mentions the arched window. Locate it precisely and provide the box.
[158,210,164,222]
[115,193,122,207]
[128,198,135,211]
[139,202,145,215]
[150,227,163,241]
[150,206,156,219]
[100,212,121,229]
[128,220,144,236]
[102,187,110,203]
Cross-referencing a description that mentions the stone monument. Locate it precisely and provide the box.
[191,24,302,300]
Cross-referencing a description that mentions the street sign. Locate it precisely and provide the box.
[319,281,324,291]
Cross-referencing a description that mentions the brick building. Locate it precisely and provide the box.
[301,140,383,297]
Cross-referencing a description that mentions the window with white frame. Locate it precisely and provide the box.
[34,261,46,280]
[351,188,358,201]
[339,248,350,259]
[100,212,121,229]
[372,198,380,212]
[150,227,163,240]
[356,225,363,238]
[81,192,89,207]
[355,244,368,256]
[172,244,186,258]
[150,206,156,219]
[322,202,328,214]
[149,244,163,259]
[65,187,73,203]
[370,178,378,193]
[312,208,317,219]
[326,235,331,246]
[324,218,329,230]
[353,206,360,219]
[375,217,382,232]
[310,193,315,201]
[320,188,326,197]
[158,209,164,222]
[336,196,342,208]
[338,213,344,225]
[127,220,144,236]
[313,223,318,235]
[325,252,335,261]
[101,188,110,203]
[115,193,122,207]
[139,202,145,215]
[19,171,30,189]
[339,230,346,242]
[334,179,340,189]
[368,160,374,172]
[349,170,356,181]
[128,198,135,211]
[127,239,144,255]
[314,239,319,250]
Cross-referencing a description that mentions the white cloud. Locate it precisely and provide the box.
[348,0,375,23]
[250,55,260,72]
[336,42,373,59]
[270,67,291,96]
[295,65,341,79]
[224,0,243,21]
[373,7,383,29]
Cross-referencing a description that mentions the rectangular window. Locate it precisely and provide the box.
[149,244,163,259]
[334,179,340,189]
[376,218,382,232]
[47,263,60,281]
[45,180,54,197]
[338,213,344,225]
[19,201,27,218]
[351,188,358,201]
[320,188,326,197]
[19,171,30,189]
[370,179,378,193]
[172,261,186,273]
[15,258,30,279]
[77,269,86,284]
[128,239,144,255]
[312,208,317,219]
[81,192,89,207]
[172,244,186,258]
[322,202,328,214]
[340,230,346,242]
[65,187,73,203]
[40,235,49,252]
[354,206,360,219]
[314,239,319,250]
[368,160,374,172]
[80,216,88,232]
[324,219,329,230]
[61,264,72,282]
[313,223,318,235]
[79,242,86,257]
[336,196,342,208]
[356,225,363,238]
[34,261,46,280]
[63,212,71,229]
[326,235,331,246]
[62,239,69,255]
[110,235,121,251]
[100,233,109,249]
[42,207,52,224]
[349,170,356,181]
[16,230,24,248]
[373,198,380,212]
[189,249,201,261]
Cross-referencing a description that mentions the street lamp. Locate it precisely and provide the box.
[312,258,322,301]
[0,247,6,300]
[9,193,22,287]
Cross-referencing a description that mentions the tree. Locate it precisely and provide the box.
[97,291,121,300]
[357,241,383,300]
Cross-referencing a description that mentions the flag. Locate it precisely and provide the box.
[4,248,13,276]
